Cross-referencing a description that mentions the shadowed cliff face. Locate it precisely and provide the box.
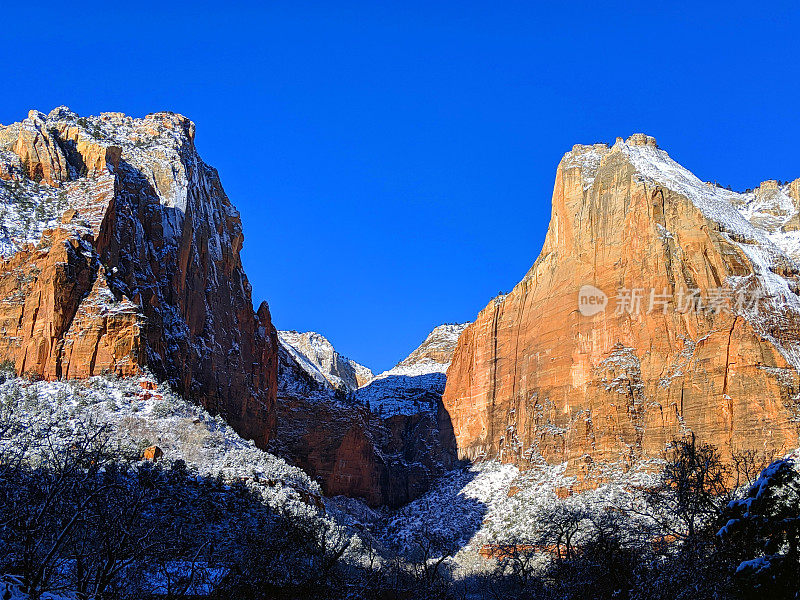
[443,135,800,482]
[0,108,277,446]
[274,326,461,507]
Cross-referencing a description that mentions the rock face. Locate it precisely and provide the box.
[273,325,462,506]
[0,108,278,446]
[394,323,470,374]
[442,135,800,481]
[278,330,373,392]
[729,178,800,261]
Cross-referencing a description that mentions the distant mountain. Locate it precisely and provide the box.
[393,323,470,374]
[357,323,469,417]
[278,330,373,393]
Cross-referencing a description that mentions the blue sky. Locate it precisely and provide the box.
[1,1,798,372]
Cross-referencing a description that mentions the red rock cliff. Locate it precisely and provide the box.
[0,108,277,445]
[442,135,800,481]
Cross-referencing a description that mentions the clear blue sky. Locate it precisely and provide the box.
[1,1,798,372]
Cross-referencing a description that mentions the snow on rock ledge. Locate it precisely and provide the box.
[0,107,279,448]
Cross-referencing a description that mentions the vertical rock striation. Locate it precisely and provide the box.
[0,108,277,445]
[443,135,800,482]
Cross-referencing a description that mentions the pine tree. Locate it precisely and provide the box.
[717,459,800,600]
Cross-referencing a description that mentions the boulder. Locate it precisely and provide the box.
[142,446,163,462]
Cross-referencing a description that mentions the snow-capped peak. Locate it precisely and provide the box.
[561,134,800,371]
[388,322,470,377]
[278,330,373,392]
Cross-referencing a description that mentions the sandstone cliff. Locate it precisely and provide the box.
[0,108,278,445]
[442,134,800,482]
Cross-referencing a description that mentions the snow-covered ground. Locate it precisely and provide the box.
[0,372,378,599]
[0,372,333,522]
[1,575,76,600]
[372,456,664,560]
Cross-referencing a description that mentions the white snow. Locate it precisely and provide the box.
[355,323,468,416]
[603,137,800,371]
[619,140,774,248]
[367,454,664,568]
[356,372,446,417]
[0,174,67,256]
[278,334,336,390]
[380,461,520,556]
[561,143,608,190]
[0,374,332,522]
[278,330,373,392]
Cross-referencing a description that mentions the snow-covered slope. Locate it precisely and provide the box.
[0,176,68,257]
[379,457,663,559]
[0,372,369,598]
[567,136,800,264]
[0,373,326,517]
[616,138,798,263]
[729,179,800,261]
[391,323,469,376]
[356,323,468,416]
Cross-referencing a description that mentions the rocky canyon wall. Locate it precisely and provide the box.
[442,134,800,483]
[273,326,462,506]
[0,108,277,445]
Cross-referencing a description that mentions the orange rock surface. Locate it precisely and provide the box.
[143,445,164,461]
[0,108,278,446]
[442,135,800,482]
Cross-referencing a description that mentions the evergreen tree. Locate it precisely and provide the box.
[718,459,800,600]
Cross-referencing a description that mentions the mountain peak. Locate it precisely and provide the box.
[621,133,658,148]
[278,330,373,392]
[444,133,800,479]
[394,322,470,374]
